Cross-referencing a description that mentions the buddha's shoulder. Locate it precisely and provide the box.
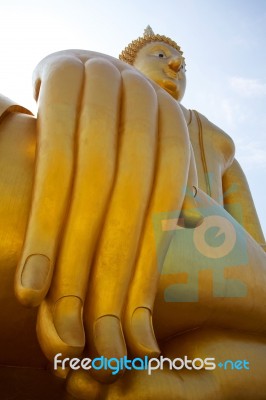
[193,110,235,163]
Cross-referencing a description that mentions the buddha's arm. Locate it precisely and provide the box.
[222,158,265,249]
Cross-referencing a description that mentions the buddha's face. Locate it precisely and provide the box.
[133,42,186,101]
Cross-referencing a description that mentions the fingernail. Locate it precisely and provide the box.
[21,254,50,290]
[53,296,85,347]
[178,209,204,229]
[131,307,160,357]
[93,315,126,359]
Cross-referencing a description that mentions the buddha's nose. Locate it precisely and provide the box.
[168,58,182,72]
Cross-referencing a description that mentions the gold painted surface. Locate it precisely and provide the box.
[0,27,265,399]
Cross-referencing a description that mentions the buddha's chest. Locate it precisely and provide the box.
[187,113,232,205]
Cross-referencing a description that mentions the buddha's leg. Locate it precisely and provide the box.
[152,190,266,341]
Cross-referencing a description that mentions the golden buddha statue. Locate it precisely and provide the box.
[0,27,266,399]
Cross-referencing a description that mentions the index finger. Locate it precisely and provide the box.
[15,55,84,306]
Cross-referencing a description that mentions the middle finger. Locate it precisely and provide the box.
[84,69,158,381]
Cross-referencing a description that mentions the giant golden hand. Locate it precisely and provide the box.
[13,50,201,381]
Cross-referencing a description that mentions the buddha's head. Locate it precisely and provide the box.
[119,26,186,101]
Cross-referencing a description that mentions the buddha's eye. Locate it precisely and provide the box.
[152,50,167,58]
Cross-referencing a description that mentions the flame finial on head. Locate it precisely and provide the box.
[119,26,183,65]
[144,25,155,37]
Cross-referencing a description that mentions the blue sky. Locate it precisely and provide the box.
[0,0,265,235]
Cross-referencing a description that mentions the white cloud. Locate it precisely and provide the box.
[220,98,246,128]
[235,139,266,171]
[199,96,251,132]
[230,77,266,97]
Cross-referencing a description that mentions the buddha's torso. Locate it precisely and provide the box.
[186,109,235,205]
